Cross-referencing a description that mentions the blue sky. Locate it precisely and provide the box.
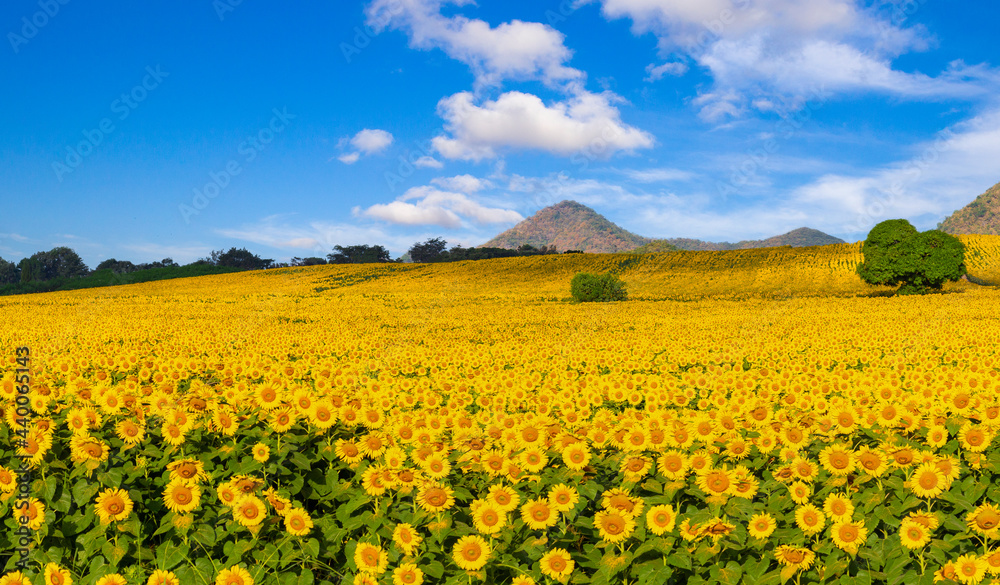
[2,0,999,266]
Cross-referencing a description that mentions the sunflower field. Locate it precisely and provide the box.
[2,239,1000,585]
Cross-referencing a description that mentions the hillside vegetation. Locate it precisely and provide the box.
[939,180,1000,235]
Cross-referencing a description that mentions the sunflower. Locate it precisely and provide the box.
[0,465,15,494]
[646,504,677,536]
[486,484,520,513]
[115,419,146,446]
[251,443,270,463]
[934,455,961,484]
[561,444,590,471]
[309,400,337,429]
[217,483,241,507]
[855,445,889,477]
[417,483,455,513]
[791,457,819,482]
[521,498,558,530]
[22,498,45,530]
[831,520,868,554]
[161,422,186,447]
[361,465,389,497]
[985,549,1000,576]
[44,564,72,585]
[795,504,826,536]
[730,468,760,499]
[908,462,947,499]
[420,453,451,479]
[511,576,535,585]
[679,518,702,541]
[954,554,988,585]
[959,424,993,453]
[966,503,1000,539]
[453,535,491,571]
[94,488,133,524]
[1,571,32,585]
[263,488,292,516]
[392,523,422,556]
[539,549,574,580]
[904,511,940,531]
[748,512,776,539]
[818,444,855,476]
[925,425,948,449]
[253,383,283,410]
[232,495,267,528]
[787,481,811,505]
[701,518,735,542]
[657,451,689,480]
[163,480,201,513]
[899,519,931,550]
[696,468,733,497]
[548,484,579,513]
[392,563,423,585]
[601,488,644,518]
[284,508,314,536]
[354,542,388,575]
[823,493,854,521]
[335,440,365,465]
[215,566,254,585]
[621,455,652,481]
[594,510,637,544]
[773,546,815,571]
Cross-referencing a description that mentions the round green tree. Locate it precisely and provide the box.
[857,219,966,295]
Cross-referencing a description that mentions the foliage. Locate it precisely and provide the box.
[408,238,448,263]
[570,271,628,302]
[0,257,18,285]
[205,248,275,271]
[290,257,328,267]
[857,219,966,295]
[327,245,391,264]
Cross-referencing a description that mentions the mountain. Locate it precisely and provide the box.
[633,227,846,252]
[939,180,1000,235]
[480,200,653,253]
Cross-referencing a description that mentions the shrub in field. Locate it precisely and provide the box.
[570,271,628,302]
[857,219,966,295]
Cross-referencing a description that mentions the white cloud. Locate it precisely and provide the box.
[358,186,524,228]
[645,61,688,82]
[414,156,444,169]
[366,0,583,89]
[430,174,492,193]
[0,233,29,242]
[589,0,1000,120]
[337,129,394,164]
[792,105,1000,236]
[351,129,394,154]
[338,152,361,165]
[432,90,655,161]
[621,167,696,182]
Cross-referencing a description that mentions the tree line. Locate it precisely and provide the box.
[0,240,582,287]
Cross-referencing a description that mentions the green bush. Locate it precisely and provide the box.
[570,272,628,302]
[856,219,966,295]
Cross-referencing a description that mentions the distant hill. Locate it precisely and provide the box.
[636,227,847,252]
[939,180,1000,235]
[481,200,653,253]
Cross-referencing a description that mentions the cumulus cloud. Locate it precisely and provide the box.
[414,156,444,169]
[431,90,655,161]
[430,174,492,193]
[337,128,394,163]
[621,167,696,182]
[792,105,1000,237]
[645,61,688,82]
[215,214,416,257]
[365,0,583,89]
[357,186,524,228]
[588,0,1000,120]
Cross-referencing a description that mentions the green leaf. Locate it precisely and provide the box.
[303,538,320,559]
[424,561,445,580]
[72,481,100,507]
[156,540,190,570]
